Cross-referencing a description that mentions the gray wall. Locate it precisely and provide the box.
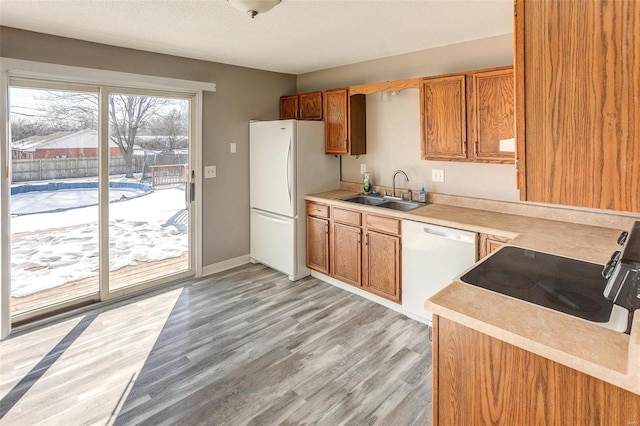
[1,26,296,267]
[297,34,519,202]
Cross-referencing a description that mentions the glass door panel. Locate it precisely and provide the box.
[107,93,191,292]
[9,85,100,317]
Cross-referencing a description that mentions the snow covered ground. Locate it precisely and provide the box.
[11,184,189,297]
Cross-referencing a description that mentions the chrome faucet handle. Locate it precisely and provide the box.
[378,189,387,197]
[402,189,412,201]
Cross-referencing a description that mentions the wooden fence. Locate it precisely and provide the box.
[11,156,145,182]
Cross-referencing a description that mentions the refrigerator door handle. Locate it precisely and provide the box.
[286,136,293,207]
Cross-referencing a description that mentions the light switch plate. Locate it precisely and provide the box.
[230,143,237,153]
[360,164,367,174]
[432,169,444,183]
[204,165,217,178]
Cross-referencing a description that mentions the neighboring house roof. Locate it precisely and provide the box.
[11,129,119,152]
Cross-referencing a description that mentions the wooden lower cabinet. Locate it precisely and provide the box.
[306,216,329,274]
[331,222,362,287]
[478,233,511,259]
[363,230,401,302]
[432,315,640,425]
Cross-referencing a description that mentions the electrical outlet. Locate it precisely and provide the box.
[204,165,217,178]
[360,164,367,174]
[230,143,237,153]
[432,169,444,183]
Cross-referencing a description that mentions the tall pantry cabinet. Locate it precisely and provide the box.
[515,0,640,213]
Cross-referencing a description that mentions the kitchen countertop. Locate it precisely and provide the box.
[305,190,640,395]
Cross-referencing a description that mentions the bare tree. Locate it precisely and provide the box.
[42,92,169,178]
[10,116,79,142]
[145,108,189,150]
[108,95,169,177]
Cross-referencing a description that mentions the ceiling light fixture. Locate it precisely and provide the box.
[227,0,282,18]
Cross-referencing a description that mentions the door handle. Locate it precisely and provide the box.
[286,136,292,206]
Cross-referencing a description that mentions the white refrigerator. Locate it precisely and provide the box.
[250,119,339,281]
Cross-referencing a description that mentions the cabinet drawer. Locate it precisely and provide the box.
[366,214,401,235]
[306,202,329,218]
[333,207,362,226]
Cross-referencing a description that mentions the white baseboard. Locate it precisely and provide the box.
[310,271,430,326]
[202,254,251,277]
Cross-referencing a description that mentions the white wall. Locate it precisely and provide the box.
[297,34,520,202]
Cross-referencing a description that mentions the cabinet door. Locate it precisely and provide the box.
[280,95,298,120]
[324,89,349,154]
[363,231,400,302]
[331,222,361,287]
[433,316,640,425]
[421,75,467,160]
[478,233,510,259]
[515,0,640,213]
[306,216,329,274]
[470,68,514,163]
[299,91,323,120]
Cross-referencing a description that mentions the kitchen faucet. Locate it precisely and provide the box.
[392,170,409,198]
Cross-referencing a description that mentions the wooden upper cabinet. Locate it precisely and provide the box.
[279,91,323,120]
[279,95,299,120]
[324,88,366,155]
[469,68,515,162]
[421,75,467,160]
[298,92,323,120]
[515,0,640,213]
[421,66,515,164]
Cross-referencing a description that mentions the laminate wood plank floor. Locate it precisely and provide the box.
[0,263,433,425]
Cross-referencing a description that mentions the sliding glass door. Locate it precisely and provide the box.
[9,82,101,318]
[8,80,196,320]
[105,90,192,295]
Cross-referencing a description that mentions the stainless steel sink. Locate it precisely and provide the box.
[377,200,423,211]
[340,195,385,206]
[340,195,424,211]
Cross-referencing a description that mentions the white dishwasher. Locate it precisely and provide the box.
[402,220,477,325]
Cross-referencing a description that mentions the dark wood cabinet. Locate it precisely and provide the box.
[324,88,366,155]
[421,66,514,164]
[279,91,323,120]
[432,315,640,425]
[515,0,640,213]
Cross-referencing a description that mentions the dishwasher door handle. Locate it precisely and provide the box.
[422,227,475,244]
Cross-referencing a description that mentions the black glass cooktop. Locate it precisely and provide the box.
[460,246,614,323]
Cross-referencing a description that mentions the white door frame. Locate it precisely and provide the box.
[0,59,212,338]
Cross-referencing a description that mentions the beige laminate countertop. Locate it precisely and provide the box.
[305,190,640,395]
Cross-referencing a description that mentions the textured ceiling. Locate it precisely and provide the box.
[0,0,513,75]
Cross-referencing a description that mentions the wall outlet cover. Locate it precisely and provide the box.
[360,164,367,174]
[204,165,217,178]
[432,169,444,183]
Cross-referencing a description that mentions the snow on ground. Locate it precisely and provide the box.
[10,184,188,298]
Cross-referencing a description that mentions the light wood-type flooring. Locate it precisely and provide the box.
[0,263,432,425]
